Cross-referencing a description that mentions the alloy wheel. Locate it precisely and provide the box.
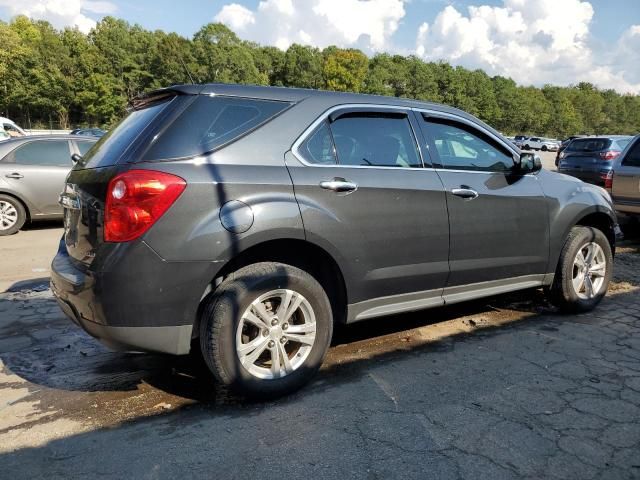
[236,289,317,380]
[572,242,606,299]
[0,200,18,231]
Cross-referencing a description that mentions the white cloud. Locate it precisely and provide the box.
[414,0,640,93]
[214,0,406,51]
[0,0,116,33]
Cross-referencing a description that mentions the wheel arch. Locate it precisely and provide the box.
[194,238,349,338]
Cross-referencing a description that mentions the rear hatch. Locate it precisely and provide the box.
[60,91,183,266]
[559,138,613,185]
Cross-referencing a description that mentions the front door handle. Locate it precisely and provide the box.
[5,172,24,179]
[320,178,358,194]
[451,188,479,200]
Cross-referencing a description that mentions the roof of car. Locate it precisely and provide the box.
[144,83,471,116]
[0,134,99,143]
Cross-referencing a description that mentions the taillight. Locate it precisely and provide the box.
[603,170,614,192]
[104,170,186,242]
[600,150,620,161]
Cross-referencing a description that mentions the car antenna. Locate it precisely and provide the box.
[172,38,198,84]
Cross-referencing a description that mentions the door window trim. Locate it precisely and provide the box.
[415,109,520,173]
[291,104,429,170]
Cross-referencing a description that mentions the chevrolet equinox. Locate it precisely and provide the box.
[52,84,618,397]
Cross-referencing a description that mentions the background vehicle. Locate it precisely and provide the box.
[0,131,10,142]
[70,128,107,137]
[513,135,528,148]
[558,136,633,186]
[610,135,640,218]
[0,135,98,235]
[0,117,26,137]
[523,137,560,151]
[51,84,617,398]
[556,135,588,166]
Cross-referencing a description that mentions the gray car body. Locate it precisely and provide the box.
[0,135,98,221]
[50,84,618,355]
[612,134,640,216]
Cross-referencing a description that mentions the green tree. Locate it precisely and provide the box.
[322,48,368,92]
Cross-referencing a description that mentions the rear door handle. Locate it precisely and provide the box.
[451,188,479,200]
[320,178,358,194]
[5,172,23,179]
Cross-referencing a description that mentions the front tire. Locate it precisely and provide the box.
[541,145,548,151]
[199,262,333,398]
[546,226,613,313]
[0,194,26,236]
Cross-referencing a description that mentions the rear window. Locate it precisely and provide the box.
[567,138,611,152]
[142,96,291,161]
[81,97,172,168]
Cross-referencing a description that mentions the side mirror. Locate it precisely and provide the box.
[515,152,542,173]
[71,153,82,165]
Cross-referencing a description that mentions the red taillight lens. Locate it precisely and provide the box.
[104,170,186,242]
[603,170,614,192]
[599,150,620,161]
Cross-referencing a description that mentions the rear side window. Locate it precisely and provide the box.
[623,140,640,167]
[300,122,337,164]
[567,138,611,152]
[76,141,95,156]
[329,113,421,168]
[143,96,291,161]
[9,140,71,166]
[613,138,632,150]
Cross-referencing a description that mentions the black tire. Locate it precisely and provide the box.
[0,194,26,236]
[199,262,333,398]
[541,145,548,151]
[524,144,530,150]
[545,226,613,313]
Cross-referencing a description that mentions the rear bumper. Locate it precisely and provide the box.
[50,238,214,355]
[557,167,608,186]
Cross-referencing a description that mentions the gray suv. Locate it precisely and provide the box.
[51,84,618,397]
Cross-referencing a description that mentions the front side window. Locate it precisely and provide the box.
[622,140,640,167]
[424,118,513,172]
[10,140,71,166]
[328,113,421,168]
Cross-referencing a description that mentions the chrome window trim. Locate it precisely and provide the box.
[290,103,428,170]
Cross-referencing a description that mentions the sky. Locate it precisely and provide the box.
[1,0,639,93]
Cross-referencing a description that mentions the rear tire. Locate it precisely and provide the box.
[545,226,612,313]
[199,262,333,398]
[524,144,531,150]
[542,145,548,151]
[0,194,26,236]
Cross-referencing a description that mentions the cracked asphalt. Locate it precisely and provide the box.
[0,221,639,479]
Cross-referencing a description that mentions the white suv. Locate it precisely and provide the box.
[523,137,560,151]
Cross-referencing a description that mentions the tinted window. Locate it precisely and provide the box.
[82,98,171,168]
[300,122,336,164]
[329,113,421,168]
[143,96,291,161]
[623,141,640,167]
[612,138,632,150]
[76,141,95,156]
[11,140,71,166]
[424,119,513,172]
[567,138,611,152]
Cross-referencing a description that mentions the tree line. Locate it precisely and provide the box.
[1,15,639,138]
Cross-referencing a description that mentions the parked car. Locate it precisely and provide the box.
[513,135,528,148]
[52,84,618,398]
[555,135,588,166]
[609,134,640,218]
[0,135,98,235]
[558,136,633,186]
[0,131,10,142]
[0,117,26,137]
[70,127,107,137]
[522,137,560,151]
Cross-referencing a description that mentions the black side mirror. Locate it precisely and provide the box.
[515,152,542,173]
[71,153,82,165]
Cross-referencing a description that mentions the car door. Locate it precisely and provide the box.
[0,139,73,216]
[612,137,640,212]
[417,111,549,289]
[286,106,450,317]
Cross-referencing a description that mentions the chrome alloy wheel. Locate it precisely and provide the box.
[236,289,317,380]
[0,200,18,231]
[572,242,607,299]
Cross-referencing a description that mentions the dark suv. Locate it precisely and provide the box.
[52,84,618,397]
[558,136,633,186]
